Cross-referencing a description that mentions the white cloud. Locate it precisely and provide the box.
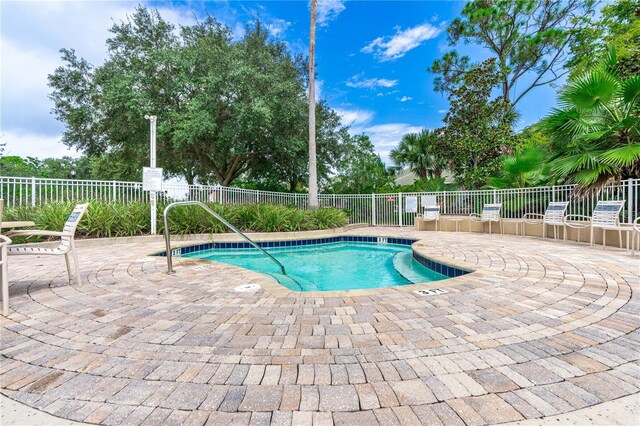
[398,96,412,102]
[438,109,447,113]
[1,130,80,159]
[362,22,443,61]
[335,108,421,163]
[335,108,375,128]
[266,18,291,37]
[0,1,196,159]
[346,74,398,89]
[317,0,346,26]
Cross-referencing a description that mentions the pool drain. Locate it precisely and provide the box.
[414,288,447,296]
[235,284,262,292]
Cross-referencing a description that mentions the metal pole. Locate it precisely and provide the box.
[145,115,157,235]
[627,178,633,224]
[371,193,376,226]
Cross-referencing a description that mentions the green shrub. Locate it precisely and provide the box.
[2,201,348,241]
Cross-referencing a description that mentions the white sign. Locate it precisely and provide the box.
[405,196,418,213]
[143,167,163,191]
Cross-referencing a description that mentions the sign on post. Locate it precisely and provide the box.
[143,167,163,192]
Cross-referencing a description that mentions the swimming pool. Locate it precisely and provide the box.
[176,236,468,292]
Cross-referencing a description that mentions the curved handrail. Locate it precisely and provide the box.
[162,201,287,275]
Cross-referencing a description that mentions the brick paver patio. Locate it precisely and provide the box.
[1,228,639,425]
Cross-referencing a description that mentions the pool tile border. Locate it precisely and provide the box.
[158,235,470,281]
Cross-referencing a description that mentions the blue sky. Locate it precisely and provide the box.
[1,0,561,163]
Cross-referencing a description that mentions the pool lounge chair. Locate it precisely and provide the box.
[416,205,440,231]
[564,200,625,248]
[522,201,569,240]
[469,203,502,234]
[6,204,88,286]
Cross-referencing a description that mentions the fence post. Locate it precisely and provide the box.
[627,179,633,224]
[492,189,497,204]
[371,193,376,226]
[112,181,117,202]
[31,177,36,206]
[552,185,557,202]
[398,192,403,226]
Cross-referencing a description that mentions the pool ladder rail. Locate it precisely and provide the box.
[162,201,287,276]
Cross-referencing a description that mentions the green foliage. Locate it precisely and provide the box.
[0,156,93,179]
[2,201,348,240]
[390,129,448,180]
[568,0,640,78]
[431,0,594,106]
[541,48,640,186]
[396,178,457,193]
[48,7,348,189]
[436,59,517,189]
[327,134,393,194]
[486,146,551,189]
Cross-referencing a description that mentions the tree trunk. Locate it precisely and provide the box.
[308,0,319,208]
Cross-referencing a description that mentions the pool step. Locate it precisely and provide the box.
[392,252,427,284]
[267,272,319,292]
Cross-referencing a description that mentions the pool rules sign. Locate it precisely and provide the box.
[143,167,163,192]
[143,166,162,236]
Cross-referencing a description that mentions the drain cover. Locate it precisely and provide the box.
[414,288,447,296]
[235,284,262,292]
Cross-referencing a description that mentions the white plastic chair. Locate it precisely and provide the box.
[418,205,441,231]
[469,203,502,234]
[7,204,88,286]
[565,200,625,248]
[522,201,569,240]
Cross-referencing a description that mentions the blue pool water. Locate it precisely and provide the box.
[182,241,448,291]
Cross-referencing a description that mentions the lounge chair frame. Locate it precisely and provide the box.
[469,203,502,235]
[565,200,625,248]
[522,201,569,240]
[417,205,441,231]
[6,204,88,286]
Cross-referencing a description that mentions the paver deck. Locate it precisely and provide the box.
[1,227,639,425]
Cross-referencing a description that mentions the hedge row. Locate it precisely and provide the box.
[3,201,349,239]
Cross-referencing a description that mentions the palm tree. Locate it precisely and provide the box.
[308,0,318,207]
[541,48,640,187]
[486,145,550,189]
[390,129,447,179]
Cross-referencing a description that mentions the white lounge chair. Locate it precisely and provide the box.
[7,204,88,286]
[469,203,502,234]
[522,201,569,240]
[417,205,441,231]
[565,200,625,248]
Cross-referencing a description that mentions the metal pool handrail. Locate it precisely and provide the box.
[162,201,287,275]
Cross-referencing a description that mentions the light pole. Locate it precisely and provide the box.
[144,115,158,235]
